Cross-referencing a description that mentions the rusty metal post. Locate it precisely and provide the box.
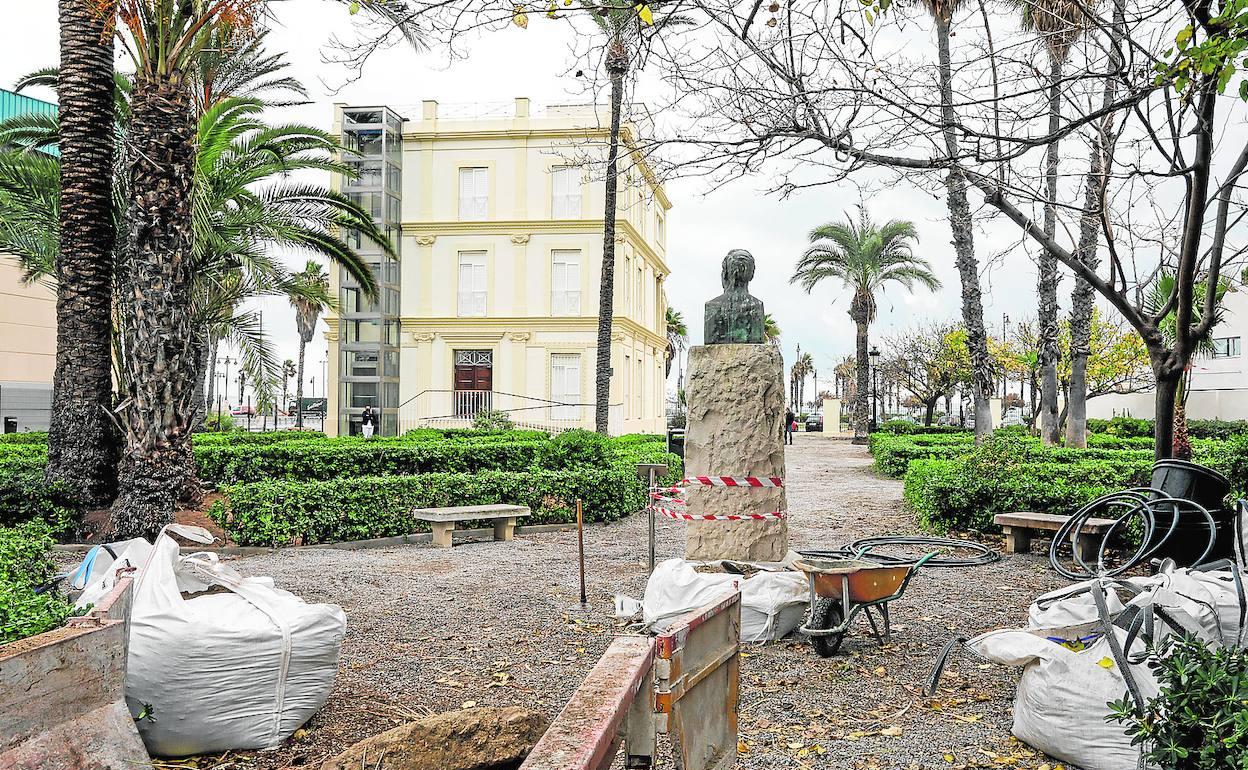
[577,499,587,608]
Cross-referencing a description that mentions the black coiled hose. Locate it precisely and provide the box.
[1048,486,1219,580]
[800,535,1001,568]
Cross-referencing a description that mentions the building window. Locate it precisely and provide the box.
[551,249,582,316]
[551,166,582,218]
[457,251,487,317]
[623,354,631,419]
[1211,336,1242,358]
[636,356,643,418]
[550,354,581,421]
[656,213,665,245]
[458,167,488,220]
[635,266,644,316]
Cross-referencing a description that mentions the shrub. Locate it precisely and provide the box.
[0,432,48,445]
[902,434,1152,533]
[0,472,82,535]
[537,429,611,469]
[1109,634,1248,770]
[213,467,647,546]
[880,420,968,435]
[194,440,547,484]
[194,430,328,446]
[0,522,77,644]
[1088,416,1248,441]
[472,409,515,431]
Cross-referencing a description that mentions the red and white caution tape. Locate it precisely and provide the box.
[647,481,787,522]
[682,476,783,488]
[647,504,788,521]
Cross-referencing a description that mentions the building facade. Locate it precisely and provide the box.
[0,88,59,432]
[1088,288,1248,421]
[326,99,671,436]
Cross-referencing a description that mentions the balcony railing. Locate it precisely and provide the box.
[454,389,493,417]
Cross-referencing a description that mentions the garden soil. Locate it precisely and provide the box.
[211,435,1071,770]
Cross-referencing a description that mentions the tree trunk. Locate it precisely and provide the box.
[924,398,936,426]
[295,338,307,430]
[190,335,210,433]
[852,316,870,444]
[205,336,219,423]
[108,77,200,540]
[1037,55,1064,446]
[46,0,120,507]
[943,393,952,423]
[935,15,993,441]
[1153,370,1181,461]
[594,46,627,435]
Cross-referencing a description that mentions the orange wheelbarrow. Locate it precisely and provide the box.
[793,553,936,657]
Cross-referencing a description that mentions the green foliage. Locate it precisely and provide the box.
[202,412,241,432]
[194,430,328,446]
[879,420,967,435]
[213,468,648,546]
[870,430,1156,479]
[472,409,515,431]
[0,471,82,535]
[902,435,1152,533]
[1088,416,1248,441]
[536,429,611,469]
[0,432,48,445]
[0,522,77,644]
[1108,635,1248,769]
[195,440,547,484]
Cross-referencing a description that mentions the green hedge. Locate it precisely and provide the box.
[0,472,81,535]
[195,440,548,484]
[902,435,1155,533]
[1,522,77,643]
[869,432,1156,479]
[0,432,48,445]
[1088,416,1248,440]
[212,467,648,546]
[880,420,969,435]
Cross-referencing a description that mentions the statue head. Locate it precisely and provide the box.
[721,249,755,291]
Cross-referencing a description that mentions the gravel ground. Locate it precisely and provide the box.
[217,434,1071,770]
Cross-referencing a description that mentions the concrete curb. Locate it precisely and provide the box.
[52,521,584,557]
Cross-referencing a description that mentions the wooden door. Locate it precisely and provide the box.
[453,350,493,416]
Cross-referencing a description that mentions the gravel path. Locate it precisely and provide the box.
[224,435,1069,770]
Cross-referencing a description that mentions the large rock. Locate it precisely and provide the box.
[321,707,548,770]
[684,343,789,561]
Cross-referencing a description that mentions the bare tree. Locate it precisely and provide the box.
[645,0,1248,459]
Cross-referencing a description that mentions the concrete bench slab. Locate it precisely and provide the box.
[994,511,1117,560]
[411,504,531,548]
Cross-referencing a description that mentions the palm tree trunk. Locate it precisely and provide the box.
[594,45,628,435]
[934,15,993,441]
[853,316,870,444]
[205,335,218,422]
[295,338,307,430]
[46,0,120,507]
[1038,56,1064,445]
[190,334,210,432]
[109,77,200,539]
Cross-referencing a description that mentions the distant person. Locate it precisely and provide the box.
[784,407,796,445]
[361,405,377,439]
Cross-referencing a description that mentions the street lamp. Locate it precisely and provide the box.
[869,345,881,431]
[1001,313,1011,402]
[217,356,234,431]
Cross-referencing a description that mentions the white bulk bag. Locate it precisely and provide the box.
[1181,567,1247,647]
[73,526,346,757]
[968,622,1157,770]
[643,558,807,642]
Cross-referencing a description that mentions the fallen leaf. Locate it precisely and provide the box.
[880,726,903,737]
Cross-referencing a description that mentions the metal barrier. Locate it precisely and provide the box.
[521,590,741,770]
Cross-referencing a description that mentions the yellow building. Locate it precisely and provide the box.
[326,98,672,436]
[0,260,56,432]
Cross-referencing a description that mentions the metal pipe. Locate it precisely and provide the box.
[577,499,587,608]
[647,467,657,573]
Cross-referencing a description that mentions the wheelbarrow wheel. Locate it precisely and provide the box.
[809,598,845,657]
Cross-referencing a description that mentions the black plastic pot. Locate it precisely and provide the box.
[666,428,686,461]
[1149,507,1236,566]
[1151,459,1231,511]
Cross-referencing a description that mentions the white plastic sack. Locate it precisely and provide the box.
[1028,572,1223,646]
[1181,568,1247,647]
[969,622,1158,770]
[642,558,808,642]
[73,525,346,757]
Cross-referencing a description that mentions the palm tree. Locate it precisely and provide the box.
[41,0,119,507]
[584,2,687,434]
[791,210,940,444]
[282,358,297,416]
[791,351,815,412]
[664,306,687,378]
[763,313,781,346]
[916,0,995,441]
[1016,0,1092,445]
[291,262,331,431]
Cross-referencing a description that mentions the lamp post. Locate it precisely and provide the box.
[1001,313,1011,403]
[869,345,881,431]
[217,356,233,431]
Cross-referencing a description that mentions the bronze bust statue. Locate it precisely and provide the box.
[704,249,765,344]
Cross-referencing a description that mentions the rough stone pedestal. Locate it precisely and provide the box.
[684,343,789,561]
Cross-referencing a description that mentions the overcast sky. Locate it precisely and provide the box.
[0,2,1053,399]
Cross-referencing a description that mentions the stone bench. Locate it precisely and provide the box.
[411,504,531,548]
[994,511,1117,561]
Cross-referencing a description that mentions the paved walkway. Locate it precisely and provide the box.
[228,435,1067,769]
